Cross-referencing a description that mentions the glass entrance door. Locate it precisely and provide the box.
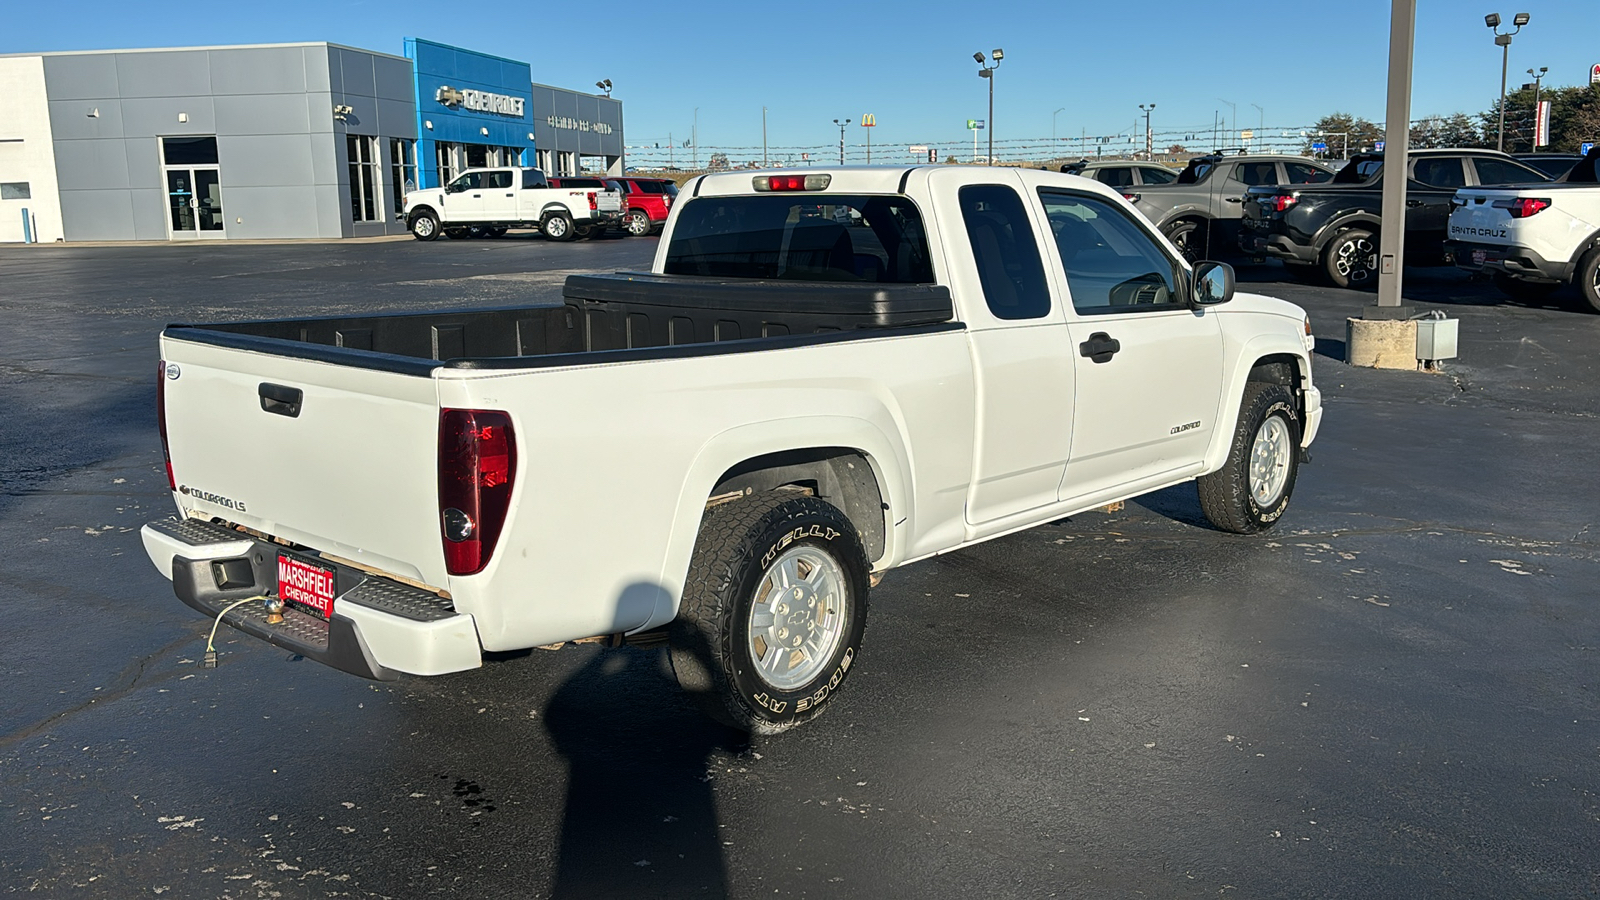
[161,136,225,239]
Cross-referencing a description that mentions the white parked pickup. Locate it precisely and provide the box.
[145,165,1323,733]
[400,166,624,242]
[1446,147,1600,311]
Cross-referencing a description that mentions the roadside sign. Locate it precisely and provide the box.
[908,145,928,156]
[861,114,876,127]
[1240,129,1254,141]
[1535,100,1552,147]
[1311,141,1328,152]
[1375,141,1385,152]
[801,152,809,160]
[967,119,985,130]
[1591,63,1600,84]
[1583,142,1595,156]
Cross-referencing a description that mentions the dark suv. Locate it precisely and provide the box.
[611,177,680,236]
[1240,148,1549,287]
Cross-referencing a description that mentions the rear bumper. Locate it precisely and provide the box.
[141,517,482,680]
[1444,240,1571,283]
[1241,229,1318,264]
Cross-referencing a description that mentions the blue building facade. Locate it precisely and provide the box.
[404,38,535,189]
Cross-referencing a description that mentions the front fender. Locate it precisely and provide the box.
[635,416,911,634]
[1204,329,1317,473]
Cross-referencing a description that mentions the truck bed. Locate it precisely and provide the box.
[170,273,955,374]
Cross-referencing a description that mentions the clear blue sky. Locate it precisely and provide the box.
[6,0,1596,158]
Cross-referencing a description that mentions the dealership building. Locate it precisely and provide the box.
[0,39,623,243]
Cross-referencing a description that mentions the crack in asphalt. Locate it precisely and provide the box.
[0,631,199,749]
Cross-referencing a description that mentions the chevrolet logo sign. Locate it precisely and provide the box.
[436,86,465,107]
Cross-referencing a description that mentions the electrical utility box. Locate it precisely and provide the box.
[1416,317,1459,362]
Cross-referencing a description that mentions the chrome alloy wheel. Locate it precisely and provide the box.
[1334,235,1377,283]
[544,215,568,238]
[746,545,849,691]
[626,211,651,236]
[1249,416,1293,508]
[413,216,435,238]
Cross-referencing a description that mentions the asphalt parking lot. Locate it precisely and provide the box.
[1,234,1596,899]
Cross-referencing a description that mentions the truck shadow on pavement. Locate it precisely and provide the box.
[543,642,746,899]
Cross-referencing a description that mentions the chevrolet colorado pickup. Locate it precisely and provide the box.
[402,166,623,242]
[1446,147,1600,309]
[143,166,1323,733]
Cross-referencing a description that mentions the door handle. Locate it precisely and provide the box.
[1078,332,1121,364]
[1226,197,1243,203]
[505,193,514,197]
[471,193,482,198]
[258,383,303,418]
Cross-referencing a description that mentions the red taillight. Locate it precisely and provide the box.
[769,175,806,191]
[752,174,832,192]
[1268,194,1298,213]
[438,409,516,576]
[156,360,175,490]
[587,191,598,211]
[1493,197,1550,218]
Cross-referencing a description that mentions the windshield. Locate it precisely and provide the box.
[665,194,934,283]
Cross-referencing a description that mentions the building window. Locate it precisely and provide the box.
[536,150,553,174]
[389,138,416,211]
[0,182,30,200]
[465,145,488,169]
[347,135,380,222]
[436,142,459,185]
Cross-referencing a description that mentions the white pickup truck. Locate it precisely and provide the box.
[144,166,1322,733]
[1446,148,1600,311]
[401,166,624,242]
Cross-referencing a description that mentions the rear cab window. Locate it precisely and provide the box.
[1233,162,1280,186]
[1138,167,1177,185]
[1412,158,1466,189]
[1284,163,1330,184]
[664,194,934,283]
[957,185,1052,320]
[1471,157,1548,185]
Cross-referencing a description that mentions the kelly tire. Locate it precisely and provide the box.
[1197,381,1302,535]
[1576,246,1600,314]
[625,210,652,237]
[1323,228,1377,290]
[409,211,440,241]
[541,212,576,242]
[1163,219,1206,265]
[669,493,871,735]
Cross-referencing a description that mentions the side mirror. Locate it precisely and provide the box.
[445,183,464,194]
[1192,261,1235,306]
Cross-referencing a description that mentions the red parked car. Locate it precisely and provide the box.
[610,177,680,236]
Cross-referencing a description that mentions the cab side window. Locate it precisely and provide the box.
[958,185,1052,320]
[1040,191,1182,314]
[1139,166,1177,185]
[521,169,548,189]
[1095,167,1134,187]
[1413,158,1466,188]
[449,172,484,191]
[1236,162,1279,186]
[1285,163,1330,184]
[485,171,513,189]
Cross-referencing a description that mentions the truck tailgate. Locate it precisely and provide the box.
[159,334,446,588]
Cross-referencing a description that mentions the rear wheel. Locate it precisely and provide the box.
[1163,219,1206,264]
[1323,228,1378,290]
[409,210,440,241]
[485,226,508,239]
[444,227,469,240]
[669,493,871,734]
[541,211,575,242]
[1492,272,1560,303]
[1197,381,1301,534]
[625,210,652,237]
[1576,247,1600,314]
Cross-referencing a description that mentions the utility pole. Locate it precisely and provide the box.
[1375,0,1416,314]
[1053,107,1065,144]
[762,106,768,167]
[668,131,673,169]
[693,107,699,168]
[1139,103,1155,160]
[1251,103,1264,149]
[1217,98,1236,145]
[833,118,850,165]
[975,50,1003,165]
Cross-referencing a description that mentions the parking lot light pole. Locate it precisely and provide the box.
[1052,107,1064,144]
[833,118,850,165]
[1485,12,1530,152]
[1527,66,1548,148]
[1138,104,1155,159]
[975,50,1002,165]
[1217,98,1236,144]
[1374,0,1417,315]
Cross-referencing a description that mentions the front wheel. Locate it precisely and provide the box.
[625,210,652,237]
[1197,381,1302,534]
[409,210,440,241]
[1323,228,1378,290]
[669,493,871,734]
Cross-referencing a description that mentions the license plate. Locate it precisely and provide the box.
[1471,249,1487,266]
[278,553,336,619]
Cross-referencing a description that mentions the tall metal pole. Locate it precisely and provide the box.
[693,107,699,168]
[987,70,994,165]
[1053,107,1064,144]
[1375,0,1417,312]
[762,107,768,167]
[1497,39,1510,151]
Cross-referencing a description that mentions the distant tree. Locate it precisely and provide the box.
[1302,113,1383,158]
[944,155,959,164]
[1437,112,1483,148]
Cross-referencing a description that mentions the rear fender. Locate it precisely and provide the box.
[1312,213,1381,253]
[638,416,910,634]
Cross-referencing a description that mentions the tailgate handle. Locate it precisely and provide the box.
[258,383,304,418]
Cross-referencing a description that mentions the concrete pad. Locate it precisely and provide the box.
[1346,316,1417,369]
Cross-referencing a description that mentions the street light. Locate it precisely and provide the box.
[1217,98,1237,145]
[1485,11,1530,152]
[1053,107,1065,144]
[1138,103,1155,159]
[1250,103,1264,148]
[1527,65,1548,149]
[594,79,612,97]
[833,118,851,165]
[975,49,1003,166]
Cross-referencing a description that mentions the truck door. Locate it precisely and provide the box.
[1407,156,1467,253]
[516,168,549,219]
[943,176,1076,528]
[443,171,488,221]
[478,169,517,219]
[1039,189,1224,501]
